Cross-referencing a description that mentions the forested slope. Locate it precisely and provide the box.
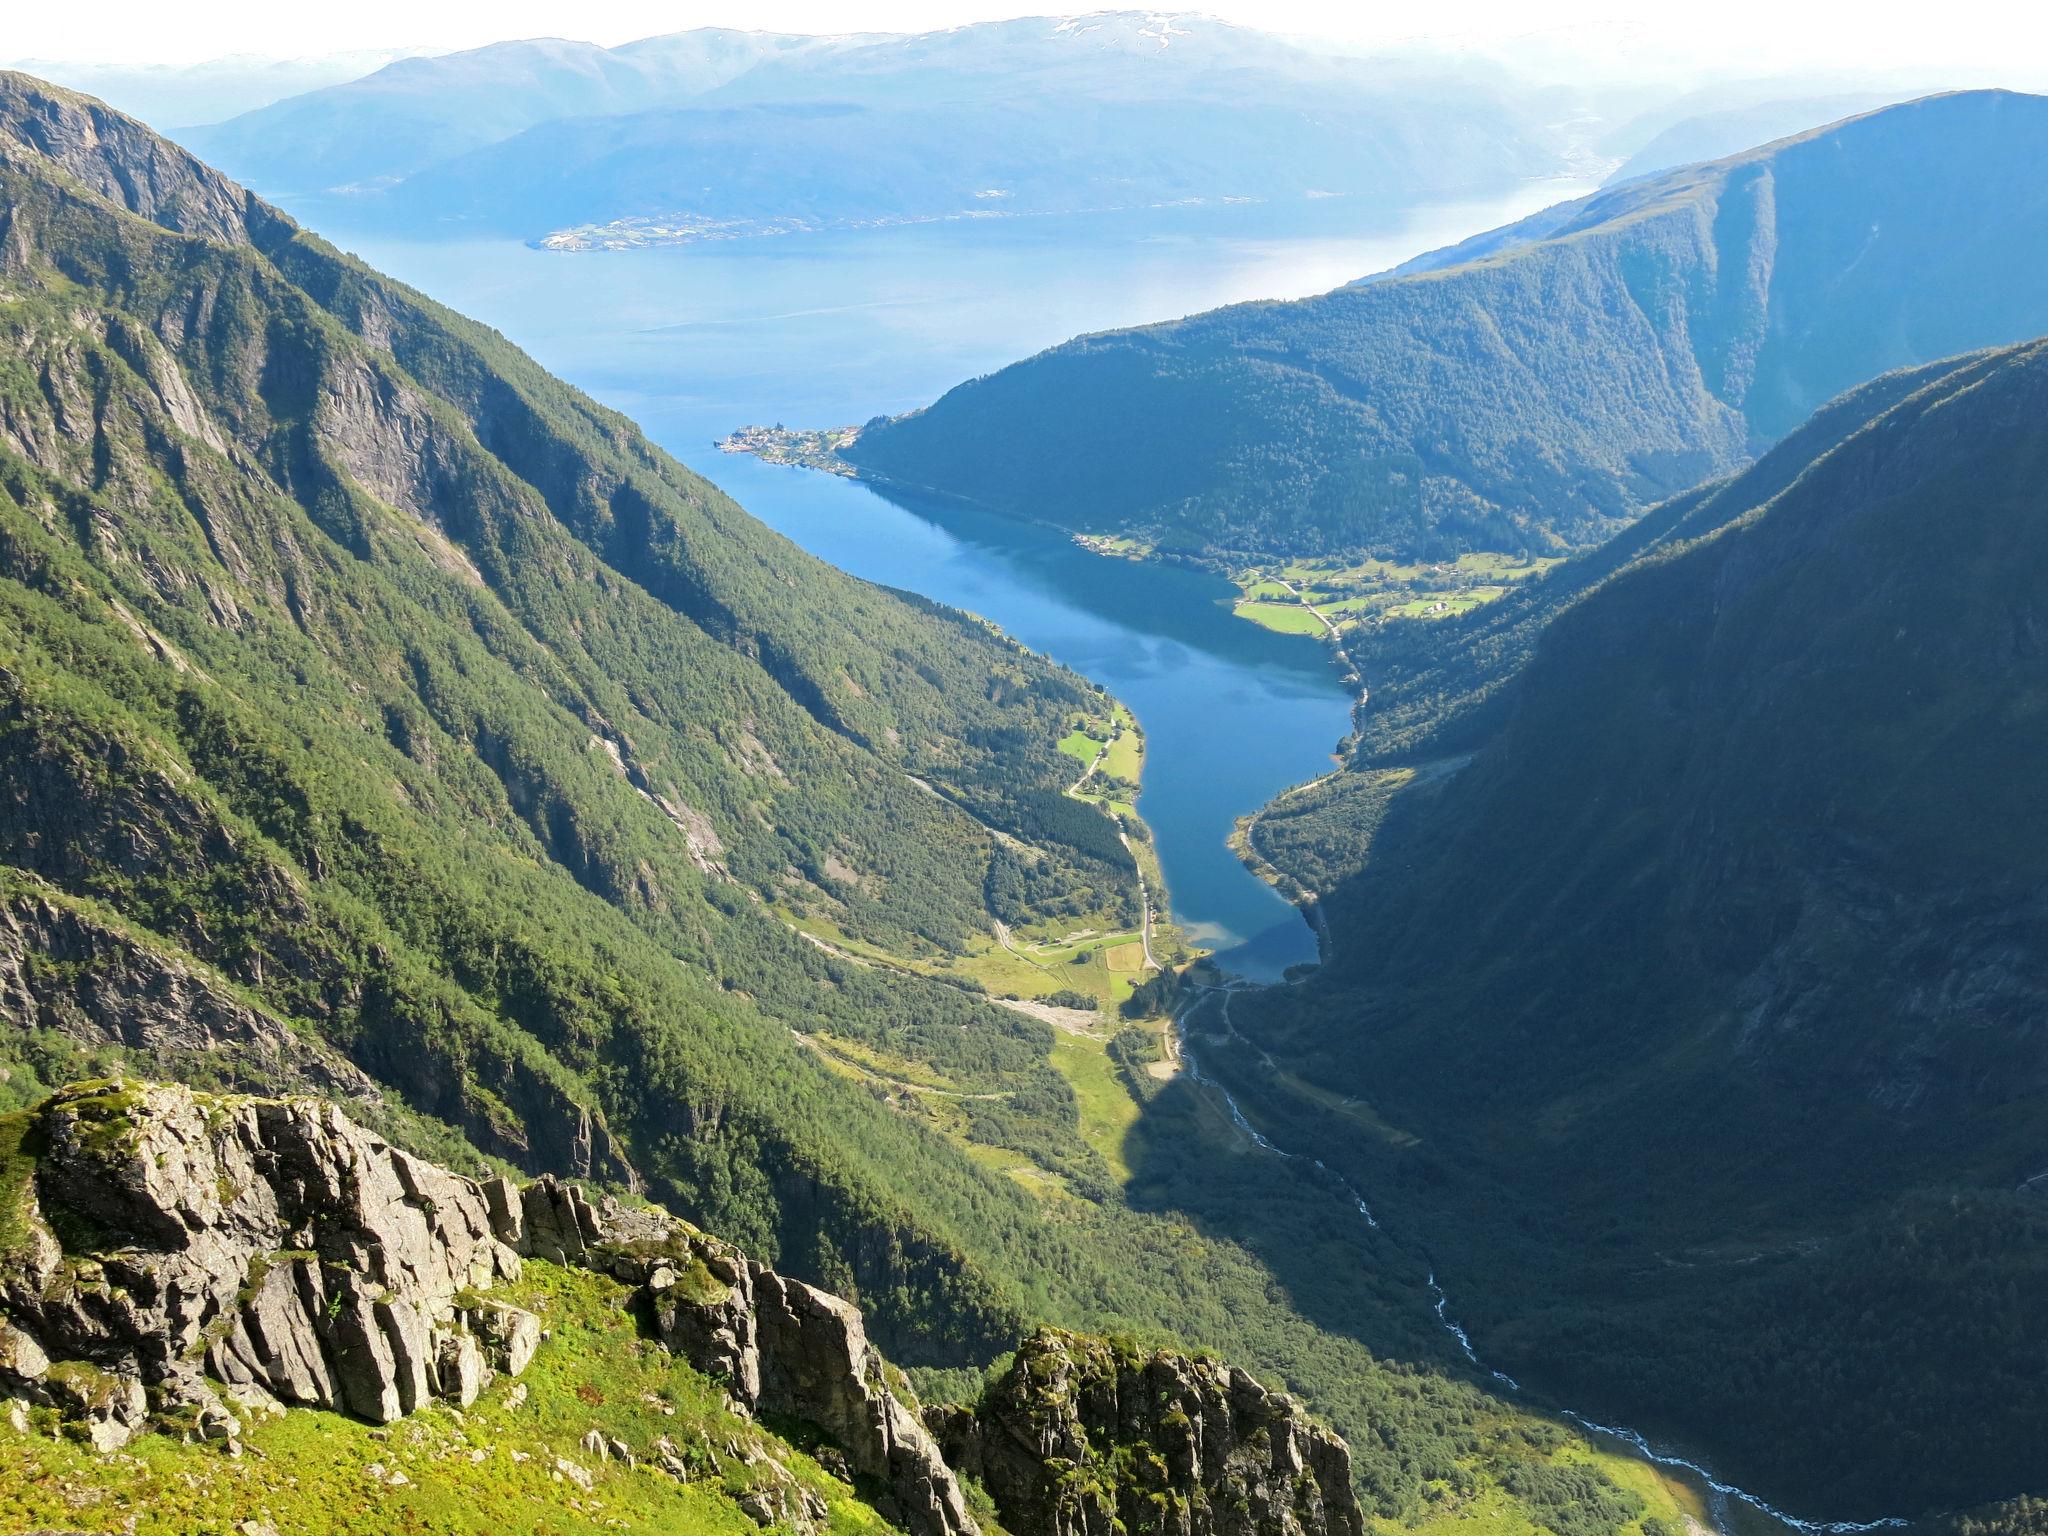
[1225,337,2048,1517]
[0,68,1145,1363]
[845,90,2048,561]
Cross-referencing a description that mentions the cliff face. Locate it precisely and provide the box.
[0,1078,971,1536]
[1,1080,532,1449]
[931,1330,1363,1536]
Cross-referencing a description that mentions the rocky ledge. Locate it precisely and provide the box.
[0,1081,1362,1536]
[0,1079,970,1536]
[931,1329,1364,1536]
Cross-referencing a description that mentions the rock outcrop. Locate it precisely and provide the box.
[928,1330,1363,1536]
[0,1079,975,1536]
[0,1080,1347,1536]
[517,1173,976,1536]
[0,1079,529,1450]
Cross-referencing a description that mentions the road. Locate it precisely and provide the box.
[1267,572,1342,639]
[1122,829,1159,970]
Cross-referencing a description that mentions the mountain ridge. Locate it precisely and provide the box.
[174,14,1566,242]
[839,89,2048,561]
[1221,334,2048,1515]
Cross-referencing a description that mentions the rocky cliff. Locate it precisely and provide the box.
[931,1330,1363,1536]
[0,1078,972,1536]
[0,1080,1370,1536]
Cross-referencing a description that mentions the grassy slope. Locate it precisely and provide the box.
[0,1261,892,1536]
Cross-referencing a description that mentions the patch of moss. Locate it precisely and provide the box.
[0,1106,44,1268]
[673,1254,734,1307]
[50,1077,153,1163]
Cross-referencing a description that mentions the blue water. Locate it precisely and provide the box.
[311,188,1585,975]
[715,460,1348,973]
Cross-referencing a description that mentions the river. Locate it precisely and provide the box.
[305,181,1594,977]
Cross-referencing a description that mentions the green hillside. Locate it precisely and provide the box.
[1222,338,2048,1517]
[0,65,1160,1362]
[842,90,2048,562]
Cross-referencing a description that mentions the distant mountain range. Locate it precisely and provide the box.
[179,30,845,195]
[1,48,433,127]
[841,90,2048,561]
[172,15,1572,242]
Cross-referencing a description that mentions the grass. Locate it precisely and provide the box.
[806,1033,959,1093]
[1060,704,1142,790]
[1059,725,1106,765]
[1231,552,1564,641]
[1047,1029,1145,1185]
[0,1263,888,1536]
[1097,706,1143,785]
[1232,601,1329,637]
[965,1139,1075,1198]
[781,909,1152,1011]
[1375,1412,1704,1536]
[1004,928,1148,1007]
[1101,942,1145,973]
[0,1108,39,1269]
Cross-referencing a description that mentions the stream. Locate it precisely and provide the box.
[1172,989,1909,1536]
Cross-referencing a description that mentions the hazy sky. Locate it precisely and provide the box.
[9,0,2045,83]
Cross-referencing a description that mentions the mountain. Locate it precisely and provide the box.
[0,66,1146,1358]
[1600,91,1907,184]
[179,30,842,195]
[0,71,1703,1536]
[839,90,2048,562]
[179,14,1566,241]
[1219,338,2048,1518]
[6,49,429,129]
